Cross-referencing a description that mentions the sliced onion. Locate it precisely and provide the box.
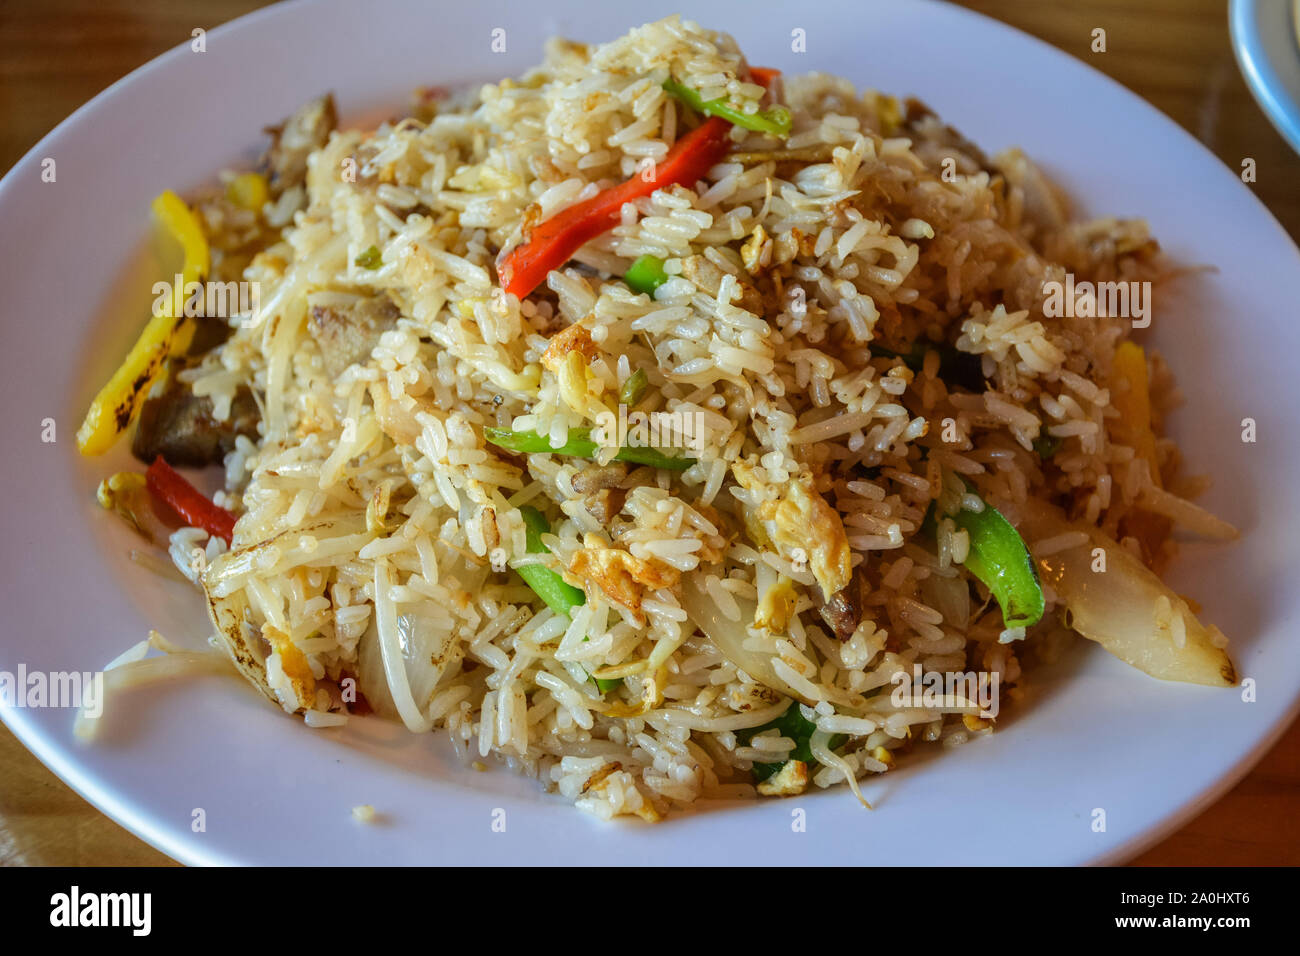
[355,618,399,721]
[1013,498,1236,687]
[76,650,232,741]
[919,571,971,628]
[373,559,434,733]
[205,581,281,707]
[1137,485,1240,540]
[359,587,460,729]
[810,726,870,809]
[680,574,809,704]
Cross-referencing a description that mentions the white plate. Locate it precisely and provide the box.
[2,0,1297,866]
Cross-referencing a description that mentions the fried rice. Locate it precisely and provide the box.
[83,15,1239,821]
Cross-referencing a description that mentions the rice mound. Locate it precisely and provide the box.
[181,15,1204,820]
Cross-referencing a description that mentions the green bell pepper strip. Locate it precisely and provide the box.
[623,255,670,297]
[517,506,620,694]
[484,426,694,471]
[518,506,586,615]
[662,78,792,137]
[922,482,1045,629]
[737,701,847,782]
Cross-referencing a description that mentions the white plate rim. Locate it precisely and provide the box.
[1,0,1297,867]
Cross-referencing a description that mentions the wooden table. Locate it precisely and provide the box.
[1,0,1296,866]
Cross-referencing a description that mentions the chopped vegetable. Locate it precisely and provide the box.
[618,368,649,406]
[497,116,733,299]
[623,255,670,297]
[484,426,694,471]
[96,472,154,543]
[1109,341,1160,485]
[1016,498,1236,686]
[225,171,269,212]
[728,145,838,165]
[518,505,587,614]
[132,378,260,468]
[1032,434,1062,458]
[145,455,236,544]
[680,574,809,703]
[869,342,986,392]
[355,245,383,269]
[517,506,619,693]
[925,481,1044,629]
[206,515,364,710]
[77,190,209,455]
[1133,485,1238,541]
[764,469,853,601]
[662,78,792,137]
[737,701,846,782]
[1109,341,1177,563]
[755,758,809,796]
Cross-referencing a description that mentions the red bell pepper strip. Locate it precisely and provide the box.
[145,455,237,544]
[748,66,781,90]
[497,115,733,299]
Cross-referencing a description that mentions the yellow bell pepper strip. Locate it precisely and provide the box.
[225,171,269,212]
[1109,341,1171,564]
[76,190,210,455]
[1109,341,1160,486]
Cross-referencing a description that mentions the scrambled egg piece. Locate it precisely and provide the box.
[265,624,316,709]
[754,575,799,632]
[541,323,598,374]
[685,501,729,564]
[735,464,852,601]
[757,759,809,797]
[740,223,770,274]
[772,472,852,600]
[602,665,667,719]
[567,534,680,626]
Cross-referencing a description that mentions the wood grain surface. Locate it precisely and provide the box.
[0,0,1295,867]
